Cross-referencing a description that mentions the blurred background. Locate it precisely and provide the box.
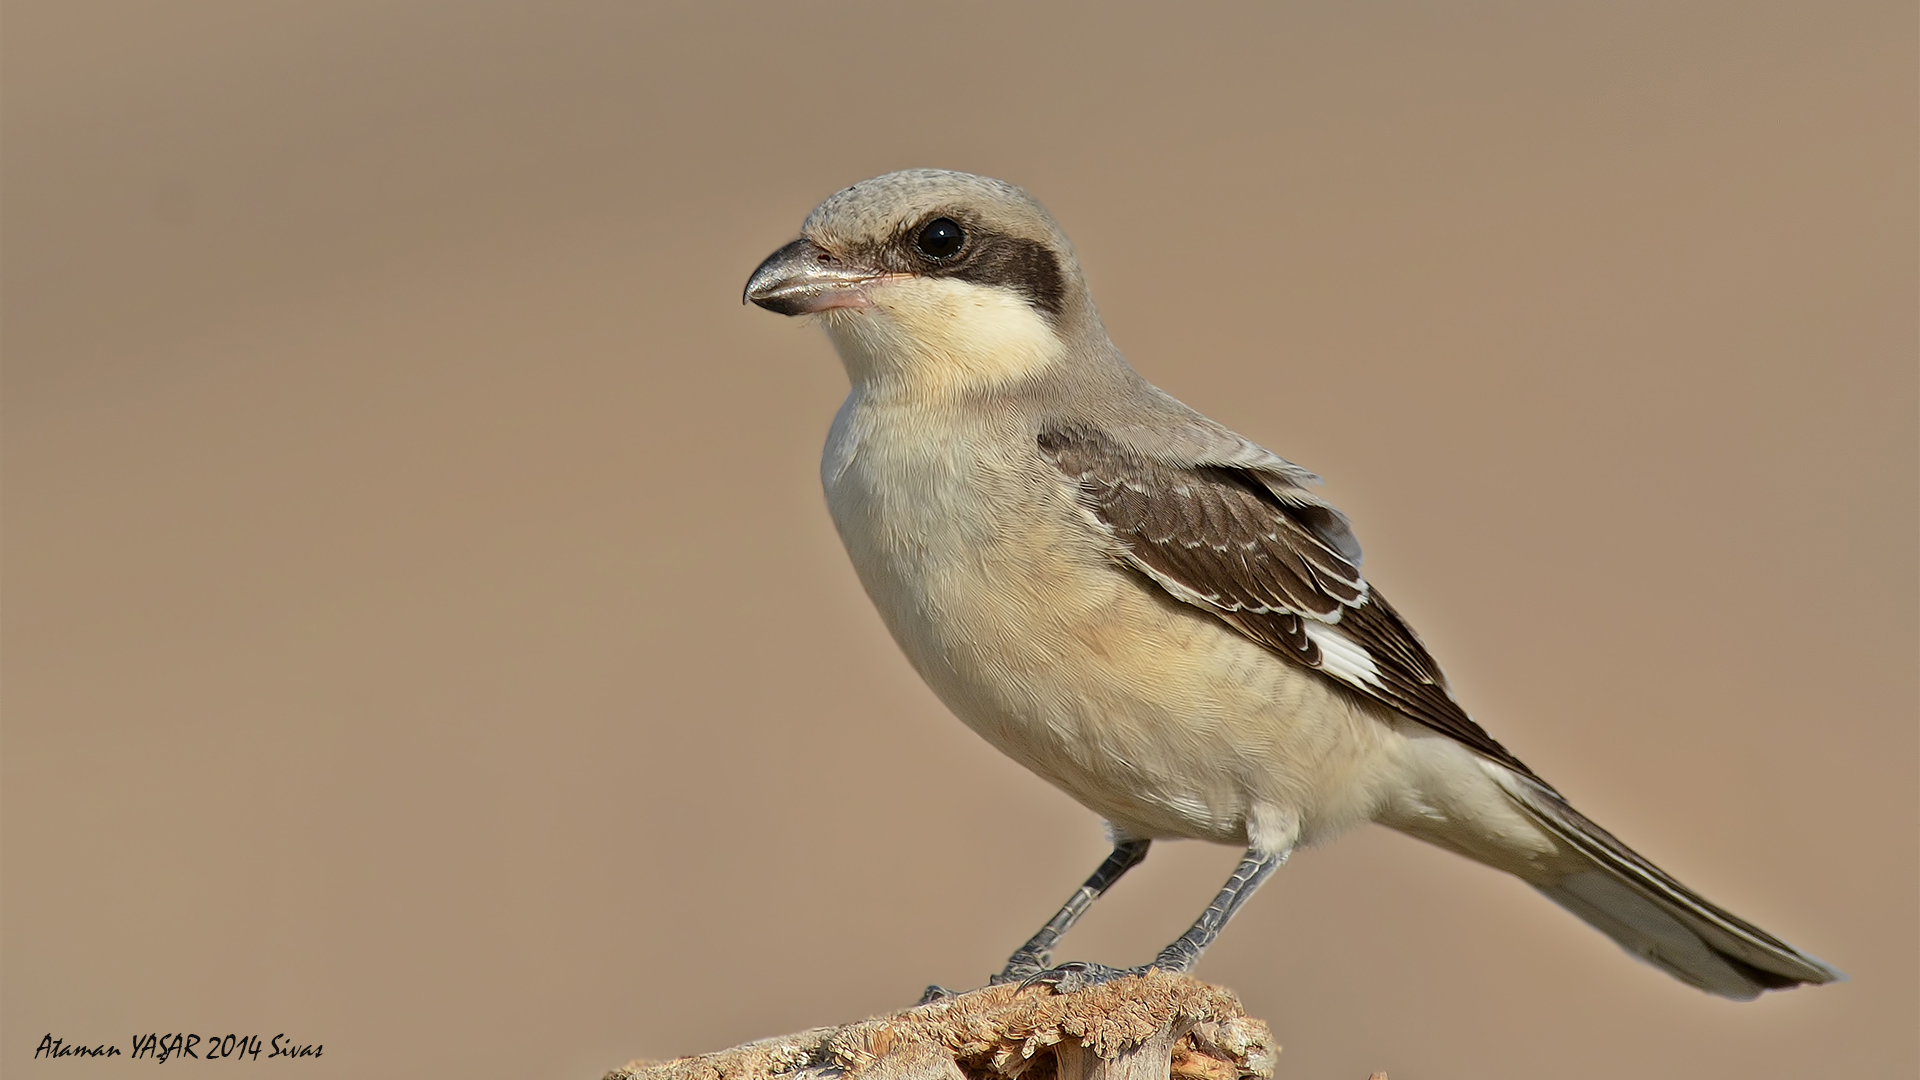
[4,3,1914,1078]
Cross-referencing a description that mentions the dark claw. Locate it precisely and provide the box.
[1017,961,1153,994]
[990,963,1043,986]
[917,984,960,1005]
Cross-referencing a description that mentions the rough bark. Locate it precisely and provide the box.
[604,972,1378,1080]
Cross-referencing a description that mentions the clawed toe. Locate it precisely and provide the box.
[1017,961,1151,994]
[989,963,1042,987]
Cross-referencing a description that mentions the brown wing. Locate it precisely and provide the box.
[1040,422,1536,780]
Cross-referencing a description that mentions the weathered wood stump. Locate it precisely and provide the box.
[602,972,1302,1080]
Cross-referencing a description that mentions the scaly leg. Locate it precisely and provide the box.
[1022,846,1289,993]
[993,838,1152,983]
[1149,847,1286,973]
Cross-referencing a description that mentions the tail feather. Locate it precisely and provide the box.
[1491,767,1844,999]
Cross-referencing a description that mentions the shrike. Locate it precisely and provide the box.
[743,169,1840,999]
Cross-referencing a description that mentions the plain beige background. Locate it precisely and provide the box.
[5,3,1914,1078]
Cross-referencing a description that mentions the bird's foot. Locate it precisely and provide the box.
[989,957,1047,986]
[1015,961,1153,994]
[916,984,960,1006]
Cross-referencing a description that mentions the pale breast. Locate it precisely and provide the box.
[822,391,1105,689]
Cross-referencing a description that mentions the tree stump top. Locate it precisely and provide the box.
[606,973,1280,1080]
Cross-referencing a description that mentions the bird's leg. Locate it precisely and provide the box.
[992,838,1151,984]
[1020,845,1287,994]
[1150,846,1287,973]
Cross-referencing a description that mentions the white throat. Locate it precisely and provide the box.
[819,277,1065,398]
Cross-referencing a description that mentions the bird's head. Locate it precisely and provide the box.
[744,169,1102,396]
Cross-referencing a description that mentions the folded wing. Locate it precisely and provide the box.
[1039,421,1534,778]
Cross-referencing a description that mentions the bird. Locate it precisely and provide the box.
[741,168,1842,1000]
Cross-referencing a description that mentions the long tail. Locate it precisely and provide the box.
[1490,766,1844,999]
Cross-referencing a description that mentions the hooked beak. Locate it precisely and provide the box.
[743,238,886,315]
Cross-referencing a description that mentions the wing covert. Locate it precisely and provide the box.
[1039,422,1535,779]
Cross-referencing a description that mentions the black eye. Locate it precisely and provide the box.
[915,217,966,260]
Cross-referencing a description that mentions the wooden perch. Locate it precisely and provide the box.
[605,972,1380,1080]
